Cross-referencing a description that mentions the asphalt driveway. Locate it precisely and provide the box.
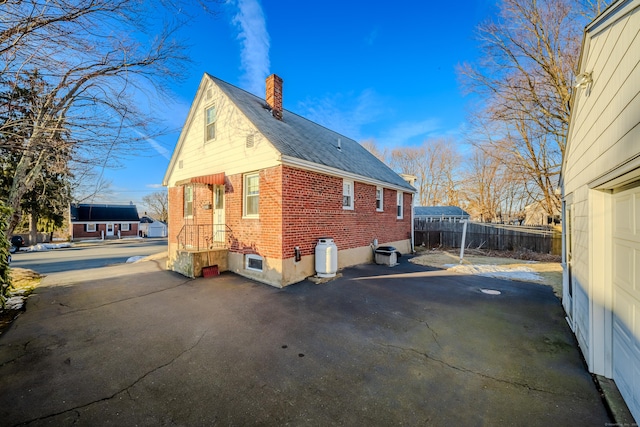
[0,257,611,426]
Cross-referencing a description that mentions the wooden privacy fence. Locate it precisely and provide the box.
[414,219,561,255]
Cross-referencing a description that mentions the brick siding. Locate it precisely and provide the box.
[72,223,139,239]
[168,165,412,261]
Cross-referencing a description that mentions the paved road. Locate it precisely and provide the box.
[0,257,612,426]
[9,239,167,274]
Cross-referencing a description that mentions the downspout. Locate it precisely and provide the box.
[411,192,415,254]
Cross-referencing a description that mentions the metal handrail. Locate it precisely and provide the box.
[177,224,231,251]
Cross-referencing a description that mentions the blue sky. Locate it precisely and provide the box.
[103,0,498,212]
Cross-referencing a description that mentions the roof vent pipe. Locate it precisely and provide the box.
[337,138,342,151]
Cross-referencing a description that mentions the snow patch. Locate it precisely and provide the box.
[5,296,24,310]
[126,256,145,263]
[22,242,71,252]
[444,264,542,282]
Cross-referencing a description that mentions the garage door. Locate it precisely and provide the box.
[612,185,640,421]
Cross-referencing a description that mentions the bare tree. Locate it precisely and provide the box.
[142,191,168,223]
[0,0,221,236]
[460,145,529,222]
[458,0,610,218]
[360,139,389,164]
[391,138,461,207]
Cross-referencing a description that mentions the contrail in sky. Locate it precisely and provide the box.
[232,0,270,97]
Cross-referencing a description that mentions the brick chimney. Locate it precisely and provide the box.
[266,74,283,120]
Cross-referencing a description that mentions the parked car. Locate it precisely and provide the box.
[9,235,24,254]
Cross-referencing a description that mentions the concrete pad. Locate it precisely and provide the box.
[0,258,611,425]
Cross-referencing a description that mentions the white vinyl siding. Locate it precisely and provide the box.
[244,172,259,218]
[343,179,354,210]
[165,80,280,187]
[561,2,640,421]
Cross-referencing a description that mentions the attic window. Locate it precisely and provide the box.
[246,134,254,148]
[205,106,216,142]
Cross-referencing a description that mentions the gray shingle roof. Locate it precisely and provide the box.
[208,74,415,192]
[414,206,470,217]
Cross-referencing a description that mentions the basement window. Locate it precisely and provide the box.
[245,254,263,272]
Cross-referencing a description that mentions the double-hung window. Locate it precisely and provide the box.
[343,179,354,210]
[244,172,259,217]
[86,223,96,232]
[205,106,216,142]
[376,187,384,211]
[121,223,130,231]
[396,191,403,219]
[184,186,193,217]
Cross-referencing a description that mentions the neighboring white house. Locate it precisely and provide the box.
[139,216,167,238]
[561,0,640,421]
[523,200,560,226]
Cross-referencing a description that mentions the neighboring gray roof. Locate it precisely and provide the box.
[70,204,140,222]
[414,206,470,217]
[207,74,415,192]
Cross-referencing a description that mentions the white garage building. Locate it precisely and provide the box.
[561,0,640,421]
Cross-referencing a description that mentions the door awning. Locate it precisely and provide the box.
[176,173,225,186]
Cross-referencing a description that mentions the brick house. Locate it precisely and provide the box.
[163,73,416,287]
[69,203,140,241]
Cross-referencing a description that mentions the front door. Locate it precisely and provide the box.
[214,185,225,243]
[106,223,114,237]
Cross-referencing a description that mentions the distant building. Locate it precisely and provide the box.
[414,206,470,222]
[139,216,167,238]
[523,201,560,226]
[69,203,140,241]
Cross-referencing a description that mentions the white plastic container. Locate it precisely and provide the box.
[315,237,338,277]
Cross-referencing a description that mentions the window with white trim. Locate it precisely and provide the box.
[396,191,403,219]
[245,254,263,272]
[243,172,259,217]
[343,179,354,210]
[86,223,96,232]
[184,186,193,217]
[205,105,216,142]
[121,223,130,231]
[376,186,384,211]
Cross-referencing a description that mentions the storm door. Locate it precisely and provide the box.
[214,185,225,243]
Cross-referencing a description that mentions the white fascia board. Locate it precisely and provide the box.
[280,155,416,193]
